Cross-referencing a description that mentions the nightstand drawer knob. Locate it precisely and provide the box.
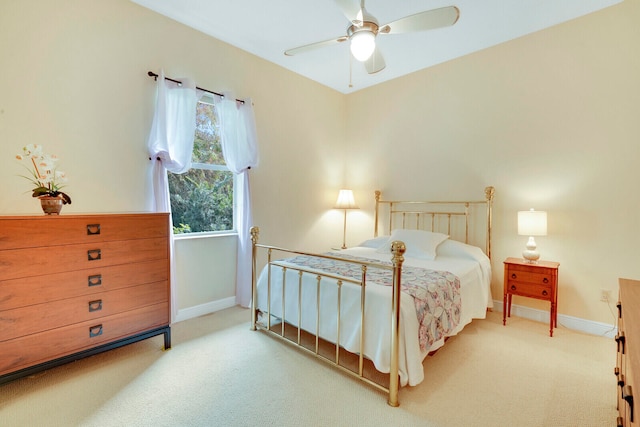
[510,285,517,291]
[543,278,549,284]
[511,273,517,279]
[542,290,548,297]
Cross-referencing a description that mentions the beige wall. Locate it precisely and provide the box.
[345,0,640,324]
[0,0,346,313]
[1,0,637,325]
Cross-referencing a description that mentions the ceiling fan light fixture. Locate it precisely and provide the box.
[350,31,375,62]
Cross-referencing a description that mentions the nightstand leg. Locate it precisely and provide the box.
[503,293,507,325]
[549,302,555,337]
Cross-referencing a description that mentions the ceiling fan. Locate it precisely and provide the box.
[284,0,460,75]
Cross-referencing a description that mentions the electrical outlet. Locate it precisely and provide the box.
[600,289,610,302]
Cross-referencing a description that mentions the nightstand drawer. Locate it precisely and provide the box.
[507,270,554,286]
[506,281,552,299]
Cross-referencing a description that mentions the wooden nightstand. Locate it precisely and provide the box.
[503,257,560,337]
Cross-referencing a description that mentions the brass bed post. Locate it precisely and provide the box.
[484,187,495,259]
[374,190,381,237]
[250,226,260,331]
[388,240,406,407]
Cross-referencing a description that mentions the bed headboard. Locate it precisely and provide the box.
[373,186,495,259]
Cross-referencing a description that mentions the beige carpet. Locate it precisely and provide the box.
[0,307,617,427]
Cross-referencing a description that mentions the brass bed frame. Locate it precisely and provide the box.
[250,187,494,406]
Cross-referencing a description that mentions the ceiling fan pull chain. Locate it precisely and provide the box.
[349,50,353,88]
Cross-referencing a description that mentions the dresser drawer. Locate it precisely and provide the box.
[0,214,168,250]
[0,259,168,310]
[0,237,168,281]
[506,281,552,300]
[0,302,169,376]
[0,280,168,342]
[506,269,554,286]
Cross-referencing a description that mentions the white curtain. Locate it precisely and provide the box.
[147,70,197,322]
[214,93,259,307]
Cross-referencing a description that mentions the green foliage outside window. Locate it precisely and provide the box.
[168,101,234,234]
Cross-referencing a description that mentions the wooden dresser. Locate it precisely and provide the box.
[617,278,639,427]
[0,213,171,383]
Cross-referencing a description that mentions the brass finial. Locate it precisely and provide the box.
[485,186,495,201]
[250,226,259,244]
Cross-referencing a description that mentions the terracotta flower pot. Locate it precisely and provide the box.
[39,196,63,215]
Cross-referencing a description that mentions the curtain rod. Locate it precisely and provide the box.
[147,71,244,104]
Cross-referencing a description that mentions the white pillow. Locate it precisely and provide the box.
[376,229,449,260]
[437,239,486,261]
[357,236,390,248]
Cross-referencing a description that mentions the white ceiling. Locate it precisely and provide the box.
[131,0,622,94]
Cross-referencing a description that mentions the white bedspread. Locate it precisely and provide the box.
[254,240,492,387]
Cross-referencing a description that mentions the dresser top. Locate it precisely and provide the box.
[0,212,168,220]
[504,257,560,269]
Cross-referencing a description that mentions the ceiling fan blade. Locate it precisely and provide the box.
[334,0,361,23]
[364,48,385,74]
[379,6,460,34]
[284,36,347,56]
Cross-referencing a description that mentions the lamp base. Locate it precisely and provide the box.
[522,236,540,264]
[522,250,540,264]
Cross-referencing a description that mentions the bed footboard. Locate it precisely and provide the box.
[249,226,406,407]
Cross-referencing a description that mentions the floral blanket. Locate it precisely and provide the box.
[284,253,461,351]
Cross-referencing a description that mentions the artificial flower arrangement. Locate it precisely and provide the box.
[16,144,72,204]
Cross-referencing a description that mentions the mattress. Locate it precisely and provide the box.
[254,238,493,386]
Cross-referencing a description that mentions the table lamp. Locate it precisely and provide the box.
[517,209,547,264]
[334,189,359,249]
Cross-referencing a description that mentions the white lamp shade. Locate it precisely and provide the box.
[334,189,359,209]
[350,31,375,61]
[517,209,547,236]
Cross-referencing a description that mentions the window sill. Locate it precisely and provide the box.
[173,231,238,241]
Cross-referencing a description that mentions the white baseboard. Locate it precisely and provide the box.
[174,296,237,323]
[174,297,617,338]
[492,299,618,339]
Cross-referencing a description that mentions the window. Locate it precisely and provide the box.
[168,100,235,234]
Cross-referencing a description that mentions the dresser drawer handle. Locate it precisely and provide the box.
[88,299,103,312]
[542,290,548,297]
[87,224,101,235]
[617,301,622,319]
[89,324,103,338]
[616,333,626,354]
[511,273,517,279]
[88,274,102,287]
[543,278,549,284]
[87,249,102,261]
[623,384,634,422]
[510,285,516,291]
